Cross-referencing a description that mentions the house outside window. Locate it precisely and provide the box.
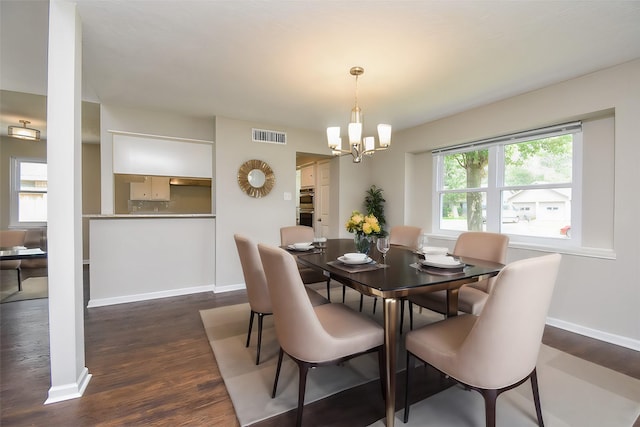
[10,158,48,226]
[433,122,582,246]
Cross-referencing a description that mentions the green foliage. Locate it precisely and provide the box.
[441,134,573,231]
[364,185,387,236]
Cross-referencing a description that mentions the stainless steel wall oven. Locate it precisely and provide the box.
[299,187,314,227]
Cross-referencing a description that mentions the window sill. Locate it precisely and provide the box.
[427,233,616,260]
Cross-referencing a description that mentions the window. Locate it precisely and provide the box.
[10,158,48,225]
[433,122,582,246]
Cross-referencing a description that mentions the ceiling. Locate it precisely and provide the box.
[2,1,640,144]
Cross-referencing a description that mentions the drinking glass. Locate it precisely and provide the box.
[376,237,390,264]
[417,233,429,253]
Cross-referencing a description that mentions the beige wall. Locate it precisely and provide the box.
[389,59,640,346]
[82,143,101,259]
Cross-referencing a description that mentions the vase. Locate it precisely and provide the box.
[354,233,372,255]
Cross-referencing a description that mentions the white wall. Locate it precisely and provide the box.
[391,59,640,348]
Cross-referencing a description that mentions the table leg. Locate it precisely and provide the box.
[445,288,460,317]
[382,297,399,427]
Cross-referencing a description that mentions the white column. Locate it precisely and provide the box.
[45,0,91,403]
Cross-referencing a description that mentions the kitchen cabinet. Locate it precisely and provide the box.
[130,176,171,201]
[300,165,315,188]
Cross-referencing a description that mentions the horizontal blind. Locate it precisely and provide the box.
[432,121,581,155]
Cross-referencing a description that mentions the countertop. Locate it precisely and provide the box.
[84,214,215,219]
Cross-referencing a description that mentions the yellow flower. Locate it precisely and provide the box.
[346,210,381,235]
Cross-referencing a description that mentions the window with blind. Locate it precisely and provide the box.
[432,122,582,245]
[10,158,48,225]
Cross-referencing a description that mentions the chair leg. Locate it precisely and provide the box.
[342,285,346,303]
[377,347,386,400]
[373,297,377,314]
[408,301,414,331]
[17,267,22,291]
[530,368,545,427]
[256,313,264,365]
[359,294,364,312]
[326,278,331,302]
[271,348,284,398]
[296,362,310,427]
[246,310,255,348]
[481,388,498,427]
[403,351,412,423]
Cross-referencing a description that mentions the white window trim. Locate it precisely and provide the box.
[10,156,48,228]
[431,123,584,251]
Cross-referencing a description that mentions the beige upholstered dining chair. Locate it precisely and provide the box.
[408,231,509,328]
[257,243,385,427]
[403,253,562,427]
[280,225,334,300]
[234,234,328,365]
[389,225,423,248]
[0,229,27,291]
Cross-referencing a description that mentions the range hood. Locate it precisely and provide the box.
[169,177,211,187]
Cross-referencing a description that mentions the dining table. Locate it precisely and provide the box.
[0,246,47,261]
[295,238,504,427]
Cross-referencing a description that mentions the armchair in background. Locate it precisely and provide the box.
[280,225,333,300]
[408,231,509,329]
[0,229,27,290]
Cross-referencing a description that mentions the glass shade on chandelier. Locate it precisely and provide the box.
[327,67,391,163]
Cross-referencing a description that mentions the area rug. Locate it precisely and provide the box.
[0,277,48,303]
[200,286,640,427]
[200,286,441,426]
[369,343,640,426]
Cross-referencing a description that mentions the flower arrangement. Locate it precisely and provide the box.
[345,210,381,236]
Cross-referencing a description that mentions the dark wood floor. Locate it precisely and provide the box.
[1,268,638,426]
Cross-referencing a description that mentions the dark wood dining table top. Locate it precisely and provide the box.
[295,238,503,299]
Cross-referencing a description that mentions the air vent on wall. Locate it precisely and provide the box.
[252,128,287,145]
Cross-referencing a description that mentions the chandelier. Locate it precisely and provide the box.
[327,67,391,163]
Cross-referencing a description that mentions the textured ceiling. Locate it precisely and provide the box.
[2,0,640,143]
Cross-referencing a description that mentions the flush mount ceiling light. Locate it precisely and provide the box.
[327,66,391,163]
[8,120,41,141]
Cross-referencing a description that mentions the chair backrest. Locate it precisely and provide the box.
[457,253,561,389]
[257,243,337,361]
[280,225,315,246]
[389,225,422,248]
[0,230,27,269]
[234,234,272,314]
[452,231,509,293]
[0,229,27,248]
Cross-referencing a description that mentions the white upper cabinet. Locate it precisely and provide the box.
[300,165,315,187]
[112,133,213,178]
[130,176,171,201]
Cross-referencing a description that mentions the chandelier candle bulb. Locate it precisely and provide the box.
[327,66,392,163]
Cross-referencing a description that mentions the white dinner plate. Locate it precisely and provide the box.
[338,255,373,265]
[287,245,314,251]
[421,246,449,255]
[420,255,465,269]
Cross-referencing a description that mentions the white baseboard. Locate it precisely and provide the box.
[547,316,640,351]
[87,284,215,308]
[45,367,92,404]
[214,282,246,293]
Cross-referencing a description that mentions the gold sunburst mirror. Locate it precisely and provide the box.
[237,159,275,198]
